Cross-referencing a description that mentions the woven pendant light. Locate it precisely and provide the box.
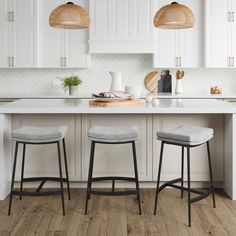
[49,2,90,29]
[154,2,195,29]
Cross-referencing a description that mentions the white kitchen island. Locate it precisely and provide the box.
[0,98,236,201]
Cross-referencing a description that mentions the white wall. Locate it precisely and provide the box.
[0,54,236,94]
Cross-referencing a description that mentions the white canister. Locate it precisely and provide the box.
[175,79,184,94]
[125,86,142,98]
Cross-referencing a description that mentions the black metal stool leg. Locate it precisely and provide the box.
[187,147,191,227]
[62,138,71,200]
[57,141,65,216]
[181,146,184,199]
[154,141,164,215]
[132,141,142,215]
[20,143,26,200]
[207,141,216,208]
[112,179,115,192]
[8,142,19,215]
[85,141,95,215]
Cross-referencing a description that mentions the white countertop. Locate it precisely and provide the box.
[1,92,236,99]
[0,98,235,114]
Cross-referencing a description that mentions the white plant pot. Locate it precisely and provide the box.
[69,86,79,96]
[175,79,184,94]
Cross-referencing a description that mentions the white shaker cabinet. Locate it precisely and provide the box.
[0,0,37,68]
[153,0,203,68]
[89,0,155,53]
[205,0,236,68]
[38,0,91,68]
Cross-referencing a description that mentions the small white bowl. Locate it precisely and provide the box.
[125,86,142,99]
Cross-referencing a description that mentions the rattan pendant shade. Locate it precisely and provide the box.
[154,2,195,29]
[49,2,90,29]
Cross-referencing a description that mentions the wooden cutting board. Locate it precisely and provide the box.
[89,99,145,107]
[144,71,161,93]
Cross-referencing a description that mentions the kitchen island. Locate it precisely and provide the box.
[0,98,235,201]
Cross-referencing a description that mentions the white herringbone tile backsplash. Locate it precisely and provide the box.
[0,54,236,94]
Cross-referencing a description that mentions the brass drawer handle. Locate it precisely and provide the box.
[179,57,182,67]
[175,57,178,67]
[228,57,231,67]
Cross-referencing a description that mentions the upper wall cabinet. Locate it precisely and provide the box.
[0,0,37,68]
[38,0,91,68]
[205,0,236,68]
[89,0,155,53]
[153,0,203,68]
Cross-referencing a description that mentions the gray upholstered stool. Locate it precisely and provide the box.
[153,125,216,227]
[8,126,71,216]
[85,125,142,215]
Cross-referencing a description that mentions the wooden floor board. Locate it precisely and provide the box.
[0,189,235,236]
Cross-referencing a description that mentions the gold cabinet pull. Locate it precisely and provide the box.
[8,12,14,22]
[232,57,235,67]
[175,57,178,67]
[8,57,14,67]
[8,12,11,22]
[179,57,182,67]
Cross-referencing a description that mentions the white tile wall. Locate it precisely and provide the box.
[0,54,236,94]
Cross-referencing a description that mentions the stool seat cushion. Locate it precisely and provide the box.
[12,125,68,143]
[157,125,213,146]
[88,125,139,142]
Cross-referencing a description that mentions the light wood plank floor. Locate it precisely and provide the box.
[0,189,236,236]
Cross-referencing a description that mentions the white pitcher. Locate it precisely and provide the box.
[109,72,127,92]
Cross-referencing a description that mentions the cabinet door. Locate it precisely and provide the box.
[154,0,203,68]
[231,0,236,67]
[11,0,37,68]
[38,0,65,68]
[153,30,177,68]
[205,0,229,68]
[0,0,11,67]
[153,115,224,182]
[13,115,80,181]
[0,0,12,68]
[64,0,91,68]
[179,0,203,68]
[81,115,152,181]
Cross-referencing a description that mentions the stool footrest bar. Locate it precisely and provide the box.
[12,190,61,197]
[91,176,136,182]
[167,183,206,195]
[190,190,212,204]
[158,178,182,193]
[22,177,68,182]
[90,190,137,196]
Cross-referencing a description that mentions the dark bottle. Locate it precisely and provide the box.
[163,70,172,93]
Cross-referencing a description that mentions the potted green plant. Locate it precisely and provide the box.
[60,74,82,96]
